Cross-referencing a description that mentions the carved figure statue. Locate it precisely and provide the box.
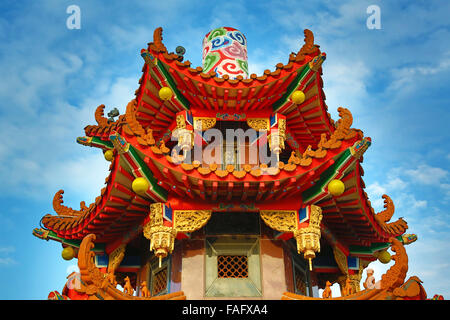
[363,268,380,289]
[141,281,151,298]
[343,277,354,296]
[106,272,117,287]
[322,281,332,299]
[123,276,134,296]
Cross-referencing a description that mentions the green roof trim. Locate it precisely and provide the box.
[302,149,352,203]
[91,137,114,149]
[46,231,105,253]
[272,64,311,112]
[156,60,190,110]
[128,145,168,202]
[349,242,391,255]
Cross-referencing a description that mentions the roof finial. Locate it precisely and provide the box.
[202,27,248,79]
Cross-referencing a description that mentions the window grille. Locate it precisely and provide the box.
[217,255,249,278]
[294,266,307,295]
[152,267,168,295]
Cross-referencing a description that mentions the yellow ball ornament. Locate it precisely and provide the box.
[62,246,75,261]
[377,250,391,264]
[328,179,345,196]
[291,90,306,104]
[104,150,114,162]
[132,177,149,194]
[159,87,173,101]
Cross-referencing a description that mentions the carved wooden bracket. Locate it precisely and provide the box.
[260,205,323,270]
[143,203,211,266]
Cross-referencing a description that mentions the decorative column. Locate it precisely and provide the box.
[143,203,212,267]
[260,205,323,270]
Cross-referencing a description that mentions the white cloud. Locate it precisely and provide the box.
[0,257,17,266]
[0,246,15,254]
[405,164,448,185]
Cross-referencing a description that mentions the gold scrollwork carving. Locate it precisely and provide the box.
[143,204,212,266]
[259,210,297,232]
[107,243,126,274]
[332,246,348,276]
[193,117,216,131]
[176,114,186,129]
[247,118,270,131]
[173,210,212,233]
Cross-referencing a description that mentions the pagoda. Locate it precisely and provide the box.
[33,27,428,300]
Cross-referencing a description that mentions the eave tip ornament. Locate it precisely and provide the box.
[132,177,150,194]
[104,150,114,162]
[159,87,173,101]
[328,179,345,196]
[61,246,75,261]
[291,90,306,105]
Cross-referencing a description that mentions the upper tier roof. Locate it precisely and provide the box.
[36,27,409,256]
[132,27,336,150]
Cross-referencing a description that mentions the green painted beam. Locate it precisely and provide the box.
[272,64,311,112]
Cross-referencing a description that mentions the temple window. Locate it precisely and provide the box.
[205,237,261,297]
[217,255,249,278]
[149,255,171,296]
[204,211,262,297]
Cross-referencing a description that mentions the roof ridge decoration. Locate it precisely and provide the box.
[152,27,168,53]
[280,237,411,300]
[146,27,321,84]
[375,194,395,223]
[297,29,318,56]
[40,157,118,234]
[94,104,109,127]
[124,99,156,146]
[85,105,127,138]
[52,190,90,217]
[380,237,408,291]
[77,233,187,300]
[373,195,408,235]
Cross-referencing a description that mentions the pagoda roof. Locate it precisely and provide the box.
[133,27,335,150]
[37,28,408,250]
[41,107,407,247]
[41,154,153,242]
[316,161,408,248]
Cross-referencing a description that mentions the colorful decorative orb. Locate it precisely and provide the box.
[158,87,173,101]
[378,250,391,264]
[104,150,114,162]
[291,90,306,104]
[132,177,149,194]
[328,179,345,196]
[62,247,75,261]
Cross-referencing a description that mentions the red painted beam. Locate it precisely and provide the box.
[227,182,234,201]
[212,181,218,201]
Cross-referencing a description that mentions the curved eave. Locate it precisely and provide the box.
[280,67,336,150]
[141,35,335,147]
[123,128,360,202]
[41,154,152,242]
[316,161,407,247]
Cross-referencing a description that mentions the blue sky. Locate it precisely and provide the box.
[0,0,449,299]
